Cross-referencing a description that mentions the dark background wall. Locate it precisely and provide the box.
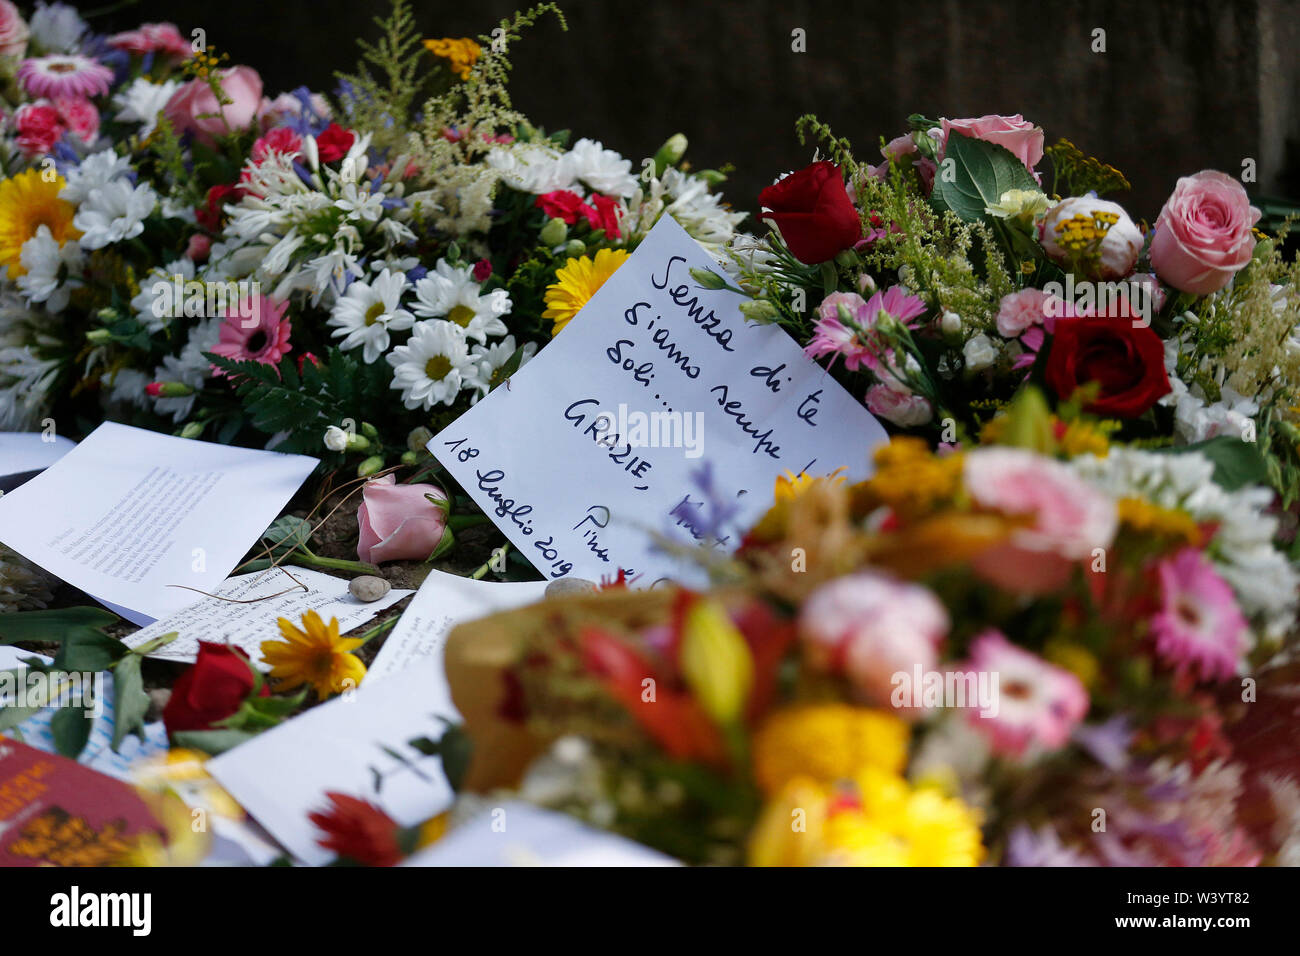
[94,0,1300,219]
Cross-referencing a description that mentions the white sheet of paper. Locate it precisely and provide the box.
[123,565,411,664]
[0,432,76,477]
[401,801,678,867]
[206,657,455,866]
[367,569,548,684]
[0,421,318,625]
[431,215,888,583]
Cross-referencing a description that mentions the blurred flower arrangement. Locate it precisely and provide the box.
[0,0,741,467]
[408,391,1300,865]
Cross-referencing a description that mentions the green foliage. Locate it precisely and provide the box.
[335,0,430,150]
[794,114,859,172]
[930,134,1040,223]
[1045,138,1131,198]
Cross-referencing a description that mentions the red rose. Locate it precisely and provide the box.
[758,161,862,264]
[315,123,356,164]
[309,792,404,866]
[1045,313,1171,417]
[162,641,267,735]
[534,189,586,224]
[196,183,245,232]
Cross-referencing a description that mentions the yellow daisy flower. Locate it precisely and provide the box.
[0,169,80,278]
[424,37,482,81]
[543,248,629,336]
[260,609,366,699]
[773,467,847,504]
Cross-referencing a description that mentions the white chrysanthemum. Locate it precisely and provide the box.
[29,2,88,53]
[487,143,575,194]
[659,167,745,247]
[111,77,182,137]
[0,543,56,613]
[74,179,157,250]
[386,320,480,410]
[150,318,219,422]
[327,269,413,363]
[0,342,59,431]
[16,225,82,312]
[60,149,132,205]
[130,258,195,334]
[562,138,637,197]
[469,335,536,402]
[104,366,151,410]
[1072,447,1299,637]
[410,261,510,344]
[1160,339,1259,444]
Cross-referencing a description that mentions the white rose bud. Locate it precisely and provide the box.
[323,425,349,452]
[941,310,962,334]
[1039,196,1143,281]
[963,333,999,372]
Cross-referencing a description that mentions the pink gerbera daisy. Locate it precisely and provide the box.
[1150,548,1248,683]
[209,295,293,374]
[962,630,1089,757]
[17,55,114,100]
[805,284,927,373]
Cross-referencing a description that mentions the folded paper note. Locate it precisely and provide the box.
[124,565,411,664]
[0,422,317,625]
[367,569,548,684]
[431,214,888,583]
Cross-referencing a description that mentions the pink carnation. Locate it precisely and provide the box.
[963,447,1118,593]
[54,97,98,144]
[1151,548,1248,683]
[107,22,190,59]
[996,287,1065,338]
[251,126,303,164]
[12,101,64,154]
[799,571,949,716]
[961,630,1089,756]
[865,381,933,427]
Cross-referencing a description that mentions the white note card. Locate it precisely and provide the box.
[0,421,318,625]
[431,215,888,583]
[0,431,77,479]
[123,566,412,664]
[367,569,548,684]
[207,657,455,866]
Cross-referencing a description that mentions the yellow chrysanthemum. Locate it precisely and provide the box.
[424,37,482,80]
[0,169,80,278]
[543,248,629,336]
[866,436,963,515]
[261,609,366,699]
[752,704,909,795]
[774,467,847,504]
[748,768,984,867]
[1117,496,1202,544]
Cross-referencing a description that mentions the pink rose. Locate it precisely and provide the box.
[0,1,29,58]
[108,22,190,59]
[13,101,63,155]
[865,382,933,427]
[54,97,98,144]
[356,474,449,564]
[963,447,1117,593]
[1148,170,1261,295]
[163,66,263,145]
[940,114,1044,172]
[799,571,949,716]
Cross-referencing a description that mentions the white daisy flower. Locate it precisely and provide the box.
[386,319,480,410]
[111,77,182,137]
[16,226,82,312]
[74,179,157,250]
[470,335,537,402]
[411,260,511,344]
[60,149,132,204]
[562,138,637,197]
[327,268,414,363]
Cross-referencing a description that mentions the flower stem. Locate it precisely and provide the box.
[292,552,380,576]
[355,615,398,648]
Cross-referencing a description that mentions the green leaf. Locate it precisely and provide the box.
[170,728,259,755]
[50,705,93,759]
[0,667,44,731]
[0,607,119,645]
[262,515,313,556]
[1157,436,1270,491]
[930,133,1040,223]
[53,630,128,672]
[110,654,150,752]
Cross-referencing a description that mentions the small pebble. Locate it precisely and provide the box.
[545,577,598,598]
[349,575,392,602]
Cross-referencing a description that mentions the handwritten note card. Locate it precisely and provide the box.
[123,566,412,664]
[0,422,317,625]
[431,215,888,582]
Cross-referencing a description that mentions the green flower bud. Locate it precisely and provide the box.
[564,239,586,258]
[446,241,461,262]
[653,133,688,173]
[356,455,385,478]
[85,328,113,345]
[179,422,204,440]
[696,169,728,186]
[689,267,727,290]
[400,450,420,466]
[406,426,434,454]
[738,299,781,324]
[360,422,379,440]
[539,217,568,247]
